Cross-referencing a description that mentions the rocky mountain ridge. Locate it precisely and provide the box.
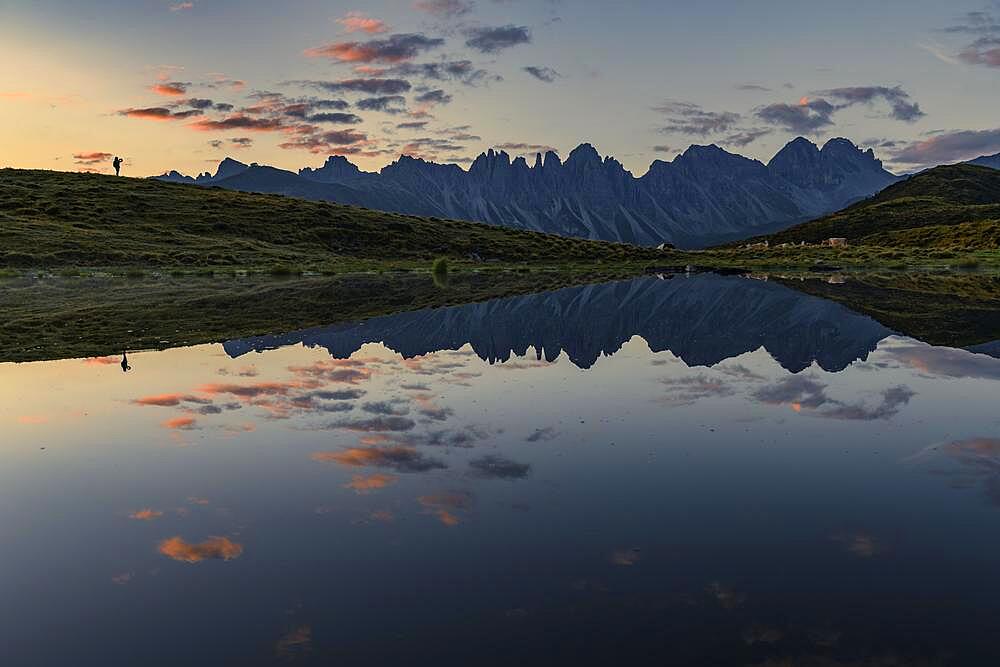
[157,137,900,247]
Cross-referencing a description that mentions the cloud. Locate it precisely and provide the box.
[397,121,429,129]
[385,61,499,86]
[330,416,416,431]
[816,85,925,122]
[940,10,1000,68]
[654,101,742,136]
[312,445,446,472]
[73,151,112,165]
[464,25,532,53]
[189,114,284,132]
[337,11,387,34]
[162,416,198,430]
[362,400,410,416]
[889,128,1000,165]
[158,536,243,563]
[414,0,472,17]
[721,128,773,147]
[305,33,444,63]
[118,107,203,121]
[652,145,675,154]
[414,88,452,105]
[300,78,412,95]
[134,393,211,407]
[468,455,531,480]
[755,98,837,134]
[523,66,560,83]
[169,2,193,11]
[278,129,369,153]
[356,95,407,113]
[180,98,234,112]
[306,112,363,124]
[129,508,164,521]
[736,84,772,92]
[150,81,189,97]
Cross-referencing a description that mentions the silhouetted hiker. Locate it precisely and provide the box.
[113,156,122,177]
[121,351,131,373]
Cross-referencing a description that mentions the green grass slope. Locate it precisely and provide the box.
[756,164,1000,248]
[0,169,664,269]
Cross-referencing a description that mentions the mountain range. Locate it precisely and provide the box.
[157,137,904,248]
[224,273,894,373]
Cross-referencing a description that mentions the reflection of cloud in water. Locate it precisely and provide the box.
[369,510,395,522]
[134,393,212,407]
[707,581,746,609]
[742,623,783,645]
[468,455,531,480]
[883,342,1000,380]
[344,473,397,493]
[661,374,736,404]
[84,356,119,366]
[274,625,312,660]
[610,548,641,566]
[831,532,885,558]
[753,375,914,420]
[158,536,244,563]
[419,490,474,526]
[312,446,446,472]
[908,437,1000,506]
[526,427,558,442]
[129,508,164,521]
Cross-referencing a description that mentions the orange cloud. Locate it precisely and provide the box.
[135,393,199,407]
[418,490,472,525]
[162,416,198,430]
[158,536,243,563]
[188,114,283,132]
[337,12,387,34]
[129,508,164,521]
[17,415,48,425]
[344,473,397,493]
[150,82,188,96]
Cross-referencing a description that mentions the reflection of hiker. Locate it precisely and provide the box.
[121,351,131,373]
[113,156,122,176]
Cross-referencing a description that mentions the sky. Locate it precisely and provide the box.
[2,0,1000,177]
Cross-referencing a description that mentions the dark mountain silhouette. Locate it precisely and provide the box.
[156,137,898,248]
[968,152,1000,170]
[223,274,894,373]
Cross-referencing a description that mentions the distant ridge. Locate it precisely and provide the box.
[756,163,1000,247]
[156,137,900,248]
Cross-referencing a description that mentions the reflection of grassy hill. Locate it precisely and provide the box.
[0,270,645,363]
[780,273,1000,348]
[757,164,1000,248]
[0,169,663,270]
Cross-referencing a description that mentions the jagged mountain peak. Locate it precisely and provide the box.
[213,157,249,181]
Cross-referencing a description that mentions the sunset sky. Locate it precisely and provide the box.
[3,0,1000,177]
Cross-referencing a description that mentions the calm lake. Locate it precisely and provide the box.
[4,273,1000,665]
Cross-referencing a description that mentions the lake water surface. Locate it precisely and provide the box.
[4,274,1000,665]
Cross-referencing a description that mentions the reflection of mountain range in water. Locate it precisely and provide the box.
[224,274,894,373]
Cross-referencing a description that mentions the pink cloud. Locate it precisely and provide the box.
[337,11,387,34]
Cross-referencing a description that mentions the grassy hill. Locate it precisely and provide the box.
[754,164,1000,248]
[0,169,664,270]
